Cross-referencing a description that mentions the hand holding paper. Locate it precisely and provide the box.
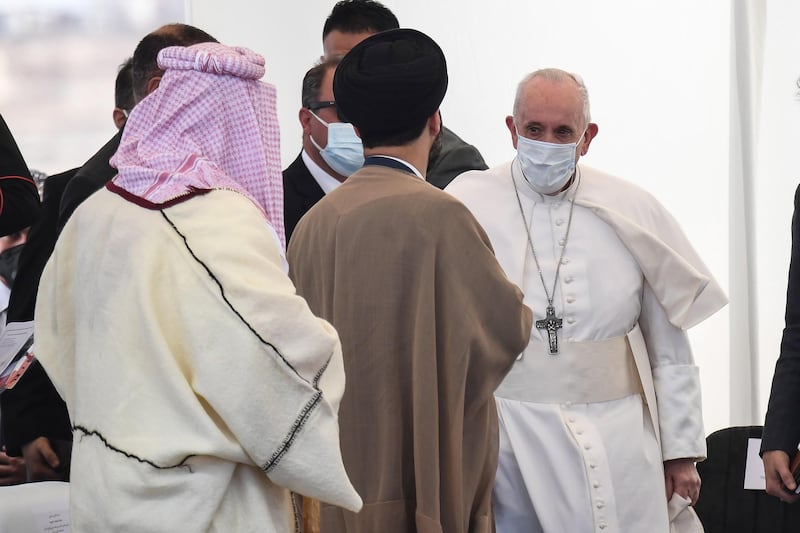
[763,449,800,503]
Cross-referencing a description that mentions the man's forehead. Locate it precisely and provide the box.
[518,79,583,122]
[523,76,580,100]
[323,30,376,57]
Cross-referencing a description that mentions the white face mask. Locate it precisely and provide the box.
[309,112,364,177]
[515,127,585,194]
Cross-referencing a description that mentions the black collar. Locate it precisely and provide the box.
[363,156,416,175]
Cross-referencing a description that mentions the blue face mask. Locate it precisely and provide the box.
[515,127,585,194]
[309,112,365,177]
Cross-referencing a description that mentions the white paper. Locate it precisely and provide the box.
[33,507,71,532]
[743,437,766,490]
[0,320,33,372]
[0,481,70,532]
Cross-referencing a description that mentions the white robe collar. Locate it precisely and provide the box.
[447,161,728,330]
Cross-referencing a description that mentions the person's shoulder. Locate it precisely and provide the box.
[437,127,486,164]
[282,152,307,180]
[165,188,261,218]
[43,168,78,191]
[76,132,122,179]
[162,189,282,251]
[414,181,487,232]
[580,165,662,205]
[341,169,471,222]
[445,160,512,198]
[59,134,121,224]
[427,127,488,188]
[579,165,678,225]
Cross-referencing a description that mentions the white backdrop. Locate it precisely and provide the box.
[187,0,800,437]
[754,0,800,426]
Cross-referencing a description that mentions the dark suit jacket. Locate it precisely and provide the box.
[57,131,122,234]
[283,153,326,244]
[1,169,76,454]
[1,132,119,457]
[762,184,800,455]
[426,126,487,190]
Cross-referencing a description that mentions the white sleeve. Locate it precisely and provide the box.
[169,191,361,511]
[639,281,706,461]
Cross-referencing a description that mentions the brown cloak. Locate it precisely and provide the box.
[288,165,532,533]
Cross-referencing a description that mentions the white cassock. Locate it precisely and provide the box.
[446,161,726,533]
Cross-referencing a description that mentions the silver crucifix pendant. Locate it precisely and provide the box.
[535,305,563,355]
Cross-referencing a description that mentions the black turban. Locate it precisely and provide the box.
[333,28,447,137]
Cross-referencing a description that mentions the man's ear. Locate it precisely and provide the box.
[505,115,518,150]
[580,122,599,156]
[429,110,442,137]
[299,108,313,134]
[112,108,127,130]
[145,76,162,96]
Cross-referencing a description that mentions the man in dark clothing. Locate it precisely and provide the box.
[321,0,488,189]
[284,57,363,242]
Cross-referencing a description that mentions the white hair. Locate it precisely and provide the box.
[512,68,591,126]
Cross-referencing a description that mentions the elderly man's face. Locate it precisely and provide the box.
[505,77,596,162]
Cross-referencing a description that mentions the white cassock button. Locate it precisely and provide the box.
[593,481,601,489]
[566,296,575,303]
[576,428,584,435]
[584,443,592,450]
[568,417,576,423]
[596,500,605,509]
[564,276,573,283]
[599,522,607,530]
[559,238,566,246]
[589,463,597,469]
[555,219,564,226]
[567,317,576,324]
[561,257,570,264]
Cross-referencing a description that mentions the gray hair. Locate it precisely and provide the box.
[301,56,342,108]
[512,68,591,126]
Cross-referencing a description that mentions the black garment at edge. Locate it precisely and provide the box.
[1,131,120,462]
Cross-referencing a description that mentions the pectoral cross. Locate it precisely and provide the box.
[535,305,563,355]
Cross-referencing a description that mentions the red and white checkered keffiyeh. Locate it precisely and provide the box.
[110,42,285,247]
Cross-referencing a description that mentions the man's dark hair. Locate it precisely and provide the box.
[301,57,341,109]
[322,0,399,39]
[114,57,135,111]
[131,23,218,102]
[358,120,428,149]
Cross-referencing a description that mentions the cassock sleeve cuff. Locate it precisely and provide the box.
[653,364,707,461]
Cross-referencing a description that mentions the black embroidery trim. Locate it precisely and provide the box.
[161,211,310,384]
[73,425,195,471]
[263,391,322,473]
[161,211,329,472]
[313,352,333,387]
